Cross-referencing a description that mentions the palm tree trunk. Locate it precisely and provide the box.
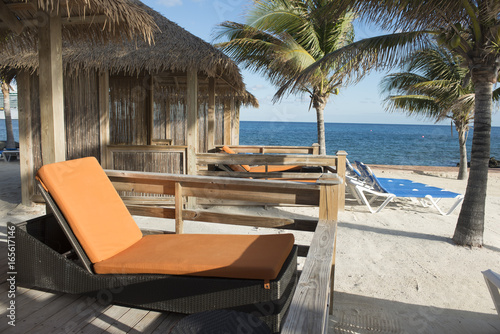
[313,93,328,155]
[453,64,495,246]
[456,125,468,181]
[1,81,16,149]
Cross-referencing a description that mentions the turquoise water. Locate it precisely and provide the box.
[2,119,500,166]
[0,119,19,143]
[240,121,500,167]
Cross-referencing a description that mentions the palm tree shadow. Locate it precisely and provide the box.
[338,221,453,245]
[330,292,500,333]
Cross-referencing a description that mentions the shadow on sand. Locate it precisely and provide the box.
[330,291,500,334]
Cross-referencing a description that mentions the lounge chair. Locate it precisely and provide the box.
[347,161,464,215]
[344,159,365,202]
[219,145,303,173]
[10,157,297,333]
[483,270,500,318]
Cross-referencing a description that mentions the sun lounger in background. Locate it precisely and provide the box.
[347,161,464,215]
[220,145,303,173]
[2,148,19,161]
[10,157,297,332]
[483,270,500,318]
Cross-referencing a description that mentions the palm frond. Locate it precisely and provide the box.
[493,86,500,102]
[384,95,442,120]
[247,0,323,58]
[317,0,471,33]
[277,30,434,99]
[215,20,317,89]
[380,72,429,94]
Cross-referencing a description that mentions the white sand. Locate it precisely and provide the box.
[1,160,499,333]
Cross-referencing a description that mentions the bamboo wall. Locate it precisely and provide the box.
[147,83,228,151]
[109,76,148,145]
[65,73,100,160]
[21,71,240,202]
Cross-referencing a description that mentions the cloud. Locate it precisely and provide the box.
[250,84,266,91]
[156,0,183,7]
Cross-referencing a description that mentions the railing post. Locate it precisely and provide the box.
[175,182,184,234]
[336,150,347,211]
[186,68,198,208]
[317,175,341,317]
[312,143,320,155]
[99,70,110,168]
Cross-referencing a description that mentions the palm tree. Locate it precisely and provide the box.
[214,0,355,155]
[1,70,16,150]
[380,47,485,180]
[281,1,500,247]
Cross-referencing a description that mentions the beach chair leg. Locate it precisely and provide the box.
[346,183,363,204]
[355,187,394,214]
[425,195,464,215]
[375,195,396,213]
[355,188,377,213]
[482,270,500,318]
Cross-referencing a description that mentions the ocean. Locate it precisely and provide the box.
[0,119,19,143]
[239,121,500,167]
[2,119,500,167]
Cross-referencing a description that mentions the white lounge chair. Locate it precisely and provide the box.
[483,270,500,318]
[347,161,464,215]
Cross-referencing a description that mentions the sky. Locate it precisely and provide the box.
[145,0,500,126]
[2,0,500,126]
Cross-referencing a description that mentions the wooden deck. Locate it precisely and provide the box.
[0,244,185,333]
[0,166,342,333]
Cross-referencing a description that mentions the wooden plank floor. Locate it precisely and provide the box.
[0,240,184,334]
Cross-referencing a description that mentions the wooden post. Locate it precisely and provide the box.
[312,143,320,155]
[318,178,338,221]
[186,68,198,207]
[147,75,154,145]
[223,100,231,145]
[186,68,198,175]
[17,71,34,206]
[38,9,66,164]
[99,70,110,168]
[207,77,216,151]
[336,150,347,211]
[231,98,240,145]
[317,175,340,316]
[175,182,184,234]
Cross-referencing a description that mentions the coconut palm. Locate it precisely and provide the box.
[380,47,493,181]
[1,70,16,150]
[214,0,355,155]
[281,1,500,247]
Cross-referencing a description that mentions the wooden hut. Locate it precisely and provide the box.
[0,1,257,205]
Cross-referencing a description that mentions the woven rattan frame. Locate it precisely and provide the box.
[11,213,297,333]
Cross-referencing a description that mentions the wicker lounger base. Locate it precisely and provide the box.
[11,215,297,333]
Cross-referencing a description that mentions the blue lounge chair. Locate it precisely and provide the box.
[348,161,464,215]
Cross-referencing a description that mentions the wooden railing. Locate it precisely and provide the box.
[197,149,347,211]
[105,170,342,333]
[105,145,187,174]
[214,144,320,155]
[103,144,347,211]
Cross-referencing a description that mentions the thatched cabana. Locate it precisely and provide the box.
[0,0,256,205]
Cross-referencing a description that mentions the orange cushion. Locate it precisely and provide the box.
[248,165,302,173]
[36,157,143,263]
[221,145,251,172]
[268,179,318,183]
[94,233,295,280]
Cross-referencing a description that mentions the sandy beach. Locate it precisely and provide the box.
[1,160,499,333]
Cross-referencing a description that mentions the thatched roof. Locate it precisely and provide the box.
[0,0,257,105]
[0,0,157,49]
